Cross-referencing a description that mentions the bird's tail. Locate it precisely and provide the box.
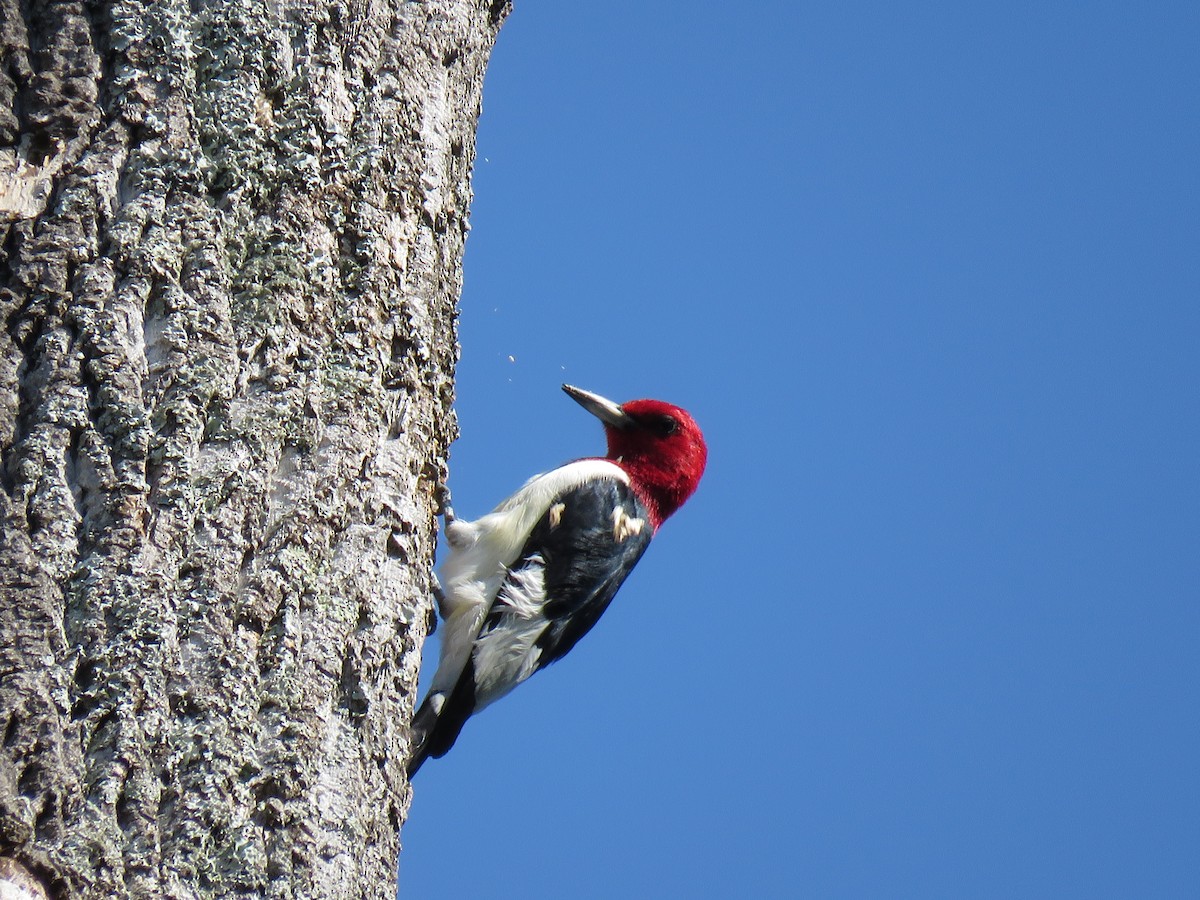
[407,693,442,777]
[406,659,478,778]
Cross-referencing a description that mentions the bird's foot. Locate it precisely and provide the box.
[430,578,450,622]
[435,482,456,526]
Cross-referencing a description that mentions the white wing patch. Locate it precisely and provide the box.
[493,554,547,618]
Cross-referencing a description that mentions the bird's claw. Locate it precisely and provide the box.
[435,482,456,525]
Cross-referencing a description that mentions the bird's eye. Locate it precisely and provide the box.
[657,416,679,436]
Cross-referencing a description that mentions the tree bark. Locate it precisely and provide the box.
[0,0,507,896]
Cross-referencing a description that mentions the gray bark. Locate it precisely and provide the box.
[0,0,507,896]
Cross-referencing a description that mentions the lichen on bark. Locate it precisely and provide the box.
[0,0,508,896]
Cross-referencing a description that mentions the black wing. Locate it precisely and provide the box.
[520,477,653,670]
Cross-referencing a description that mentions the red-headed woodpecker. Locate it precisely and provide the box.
[407,384,707,776]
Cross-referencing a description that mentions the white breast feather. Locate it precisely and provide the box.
[430,459,628,700]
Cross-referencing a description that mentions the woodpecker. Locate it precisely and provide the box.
[407,384,707,776]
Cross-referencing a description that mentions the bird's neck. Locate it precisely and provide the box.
[614,456,698,530]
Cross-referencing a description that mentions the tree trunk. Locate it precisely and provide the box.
[0,0,507,895]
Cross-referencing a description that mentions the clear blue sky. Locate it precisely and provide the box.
[399,3,1199,896]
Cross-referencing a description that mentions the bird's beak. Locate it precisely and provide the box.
[562,384,635,430]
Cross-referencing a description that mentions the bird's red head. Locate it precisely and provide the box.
[563,385,707,529]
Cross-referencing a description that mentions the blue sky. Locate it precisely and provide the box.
[399,3,1199,896]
